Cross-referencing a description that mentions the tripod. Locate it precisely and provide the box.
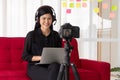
[57,39,80,80]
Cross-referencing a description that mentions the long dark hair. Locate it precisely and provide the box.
[34,5,56,30]
[32,5,56,43]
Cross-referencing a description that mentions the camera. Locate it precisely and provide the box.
[59,23,80,40]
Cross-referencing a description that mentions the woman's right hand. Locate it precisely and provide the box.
[32,56,41,61]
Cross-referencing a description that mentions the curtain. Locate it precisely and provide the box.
[0,0,61,37]
[0,0,41,37]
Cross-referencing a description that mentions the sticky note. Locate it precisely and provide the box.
[102,3,108,9]
[109,12,116,19]
[69,3,74,8]
[76,2,81,8]
[66,9,71,14]
[76,0,81,1]
[98,0,102,2]
[82,3,87,8]
[111,5,117,11]
[94,7,100,13]
[83,0,87,1]
[62,2,67,8]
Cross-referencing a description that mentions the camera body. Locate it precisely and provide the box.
[60,23,80,40]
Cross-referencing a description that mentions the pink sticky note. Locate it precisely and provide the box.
[109,12,116,19]
[76,0,81,1]
[66,9,71,14]
[82,3,87,7]
[102,3,108,9]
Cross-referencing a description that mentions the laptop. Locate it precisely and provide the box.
[36,48,66,64]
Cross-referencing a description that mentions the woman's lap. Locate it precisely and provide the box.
[28,64,48,80]
[27,63,60,80]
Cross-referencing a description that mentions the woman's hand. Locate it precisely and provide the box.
[32,56,41,61]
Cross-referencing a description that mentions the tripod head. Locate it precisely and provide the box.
[64,39,73,51]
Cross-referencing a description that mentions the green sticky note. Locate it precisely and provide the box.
[69,3,74,8]
[111,5,117,11]
[83,0,87,1]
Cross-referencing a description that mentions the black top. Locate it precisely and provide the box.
[22,28,62,64]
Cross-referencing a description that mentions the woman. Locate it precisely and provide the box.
[22,5,62,80]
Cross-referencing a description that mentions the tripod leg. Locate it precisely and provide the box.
[57,64,65,80]
[64,64,69,80]
[71,63,80,80]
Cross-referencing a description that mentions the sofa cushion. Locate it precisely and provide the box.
[0,38,11,62]
[78,69,100,80]
[10,38,25,63]
[0,70,30,80]
[0,38,11,70]
[69,68,100,80]
[0,77,29,80]
[10,38,25,70]
[0,70,27,77]
[0,63,11,70]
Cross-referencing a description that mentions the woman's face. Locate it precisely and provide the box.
[39,13,53,30]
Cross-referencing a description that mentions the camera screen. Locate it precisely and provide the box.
[63,29,72,37]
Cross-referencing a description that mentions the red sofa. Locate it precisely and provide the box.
[0,37,110,80]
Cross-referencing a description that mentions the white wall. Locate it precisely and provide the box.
[117,0,120,67]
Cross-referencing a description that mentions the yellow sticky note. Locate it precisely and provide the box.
[62,2,67,8]
[69,3,74,8]
[98,0,102,2]
[94,8,100,13]
[76,2,81,8]
[111,5,117,11]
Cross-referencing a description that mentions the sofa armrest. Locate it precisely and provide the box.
[79,58,110,80]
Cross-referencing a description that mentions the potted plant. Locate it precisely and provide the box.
[111,67,120,78]
[111,67,120,72]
